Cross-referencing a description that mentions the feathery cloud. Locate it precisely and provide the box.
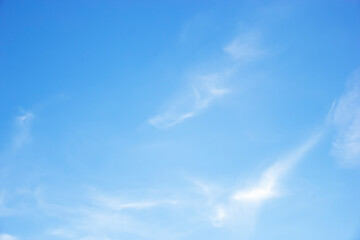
[148,30,264,129]
[148,73,229,128]
[204,132,322,227]
[43,190,182,240]
[91,192,178,211]
[11,110,34,153]
[223,31,264,61]
[330,68,360,166]
[2,130,321,239]
[0,234,17,240]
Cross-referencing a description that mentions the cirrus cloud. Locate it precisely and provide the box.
[330,68,360,167]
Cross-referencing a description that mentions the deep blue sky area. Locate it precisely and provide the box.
[1,1,360,240]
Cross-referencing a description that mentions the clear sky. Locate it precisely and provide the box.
[1,1,360,239]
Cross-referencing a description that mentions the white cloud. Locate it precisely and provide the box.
[0,191,14,216]
[0,188,43,217]
[43,190,183,240]
[148,30,265,129]
[46,207,183,240]
[47,229,74,239]
[223,31,264,61]
[15,111,33,126]
[234,132,321,201]
[2,130,321,239]
[91,192,178,211]
[330,68,360,166]
[0,110,34,164]
[202,132,322,227]
[0,234,17,240]
[148,73,229,128]
[11,110,34,153]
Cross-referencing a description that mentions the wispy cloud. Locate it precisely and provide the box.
[148,73,229,128]
[41,190,183,240]
[329,68,360,167]
[91,191,178,211]
[223,31,264,61]
[11,110,34,153]
[0,191,14,216]
[46,229,75,239]
[233,132,321,203]
[196,132,322,228]
[0,188,43,217]
[1,130,321,239]
[0,234,17,240]
[148,30,264,129]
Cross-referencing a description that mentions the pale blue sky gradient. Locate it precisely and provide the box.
[1,1,360,240]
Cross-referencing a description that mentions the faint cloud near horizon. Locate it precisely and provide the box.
[90,191,179,211]
[0,234,17,240]
[330,68,360,167]
[44,190,183,240]
[5,132,322,239]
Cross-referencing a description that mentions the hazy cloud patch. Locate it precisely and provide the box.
[330,68,360,167]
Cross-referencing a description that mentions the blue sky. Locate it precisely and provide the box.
[1,0,360,239]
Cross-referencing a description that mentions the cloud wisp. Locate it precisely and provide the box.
[0,234,17,240]
[148,31,264,129]
[11,110,34,154]
[329,68,360,166]
[0,191,16,217]
[148,73,229,129]
[90,191,178,211]
[196,132,323,228]
[223,31,264,61]
[2,131,322,240]
[42,190,182,240]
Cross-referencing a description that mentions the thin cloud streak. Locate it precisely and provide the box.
[0,234,17,240]
[223,31,264,61]
[1,130,322,239]
[233,132,321,202]
[208,132,323,227]
[91,192,178,211]
[11,110,34,153]
[148,73,229,128]
[330,68,360,166]
[41,190,183,240]
[148,31,264,129]
[0,191,16,216]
